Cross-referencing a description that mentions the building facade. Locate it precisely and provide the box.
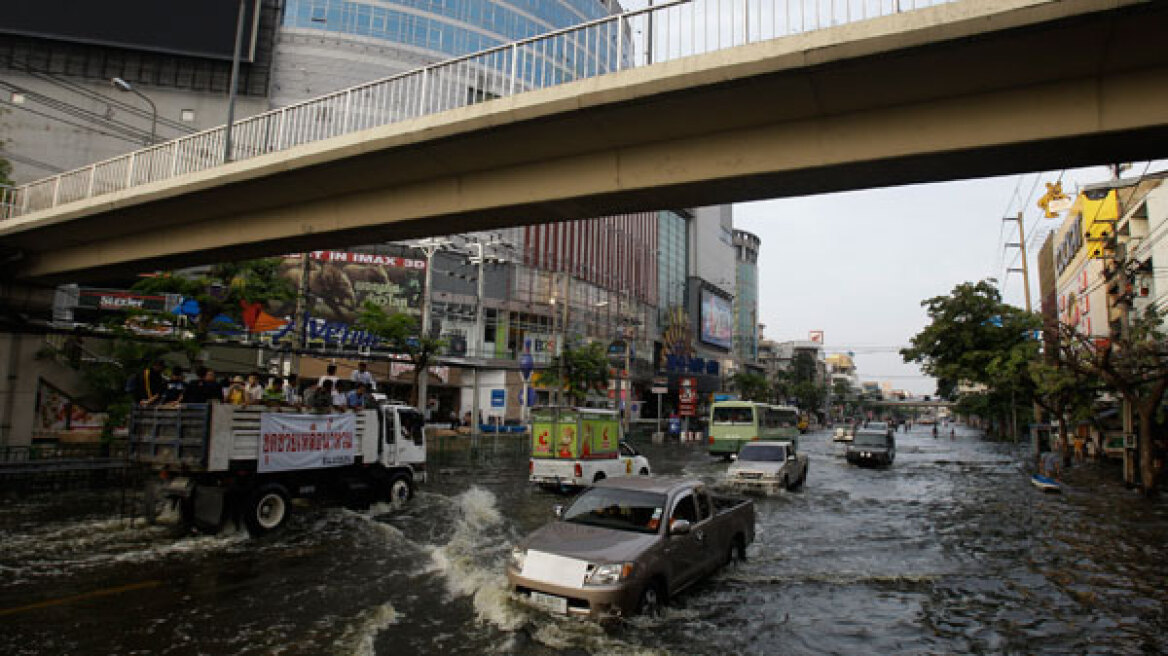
[732,229,760,363]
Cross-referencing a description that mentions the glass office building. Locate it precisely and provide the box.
[274,0,627,105]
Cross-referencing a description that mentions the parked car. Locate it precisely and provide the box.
[507,477,755,620]
[723,441,808,494]
[846,429,896,467]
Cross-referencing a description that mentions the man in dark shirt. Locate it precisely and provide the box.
[130,360,167,406]
[159,367,187,404]
[184,367,224,404]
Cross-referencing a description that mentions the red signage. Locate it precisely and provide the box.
[678,377,698,417]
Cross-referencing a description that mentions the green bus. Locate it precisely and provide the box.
[708,401,800,458]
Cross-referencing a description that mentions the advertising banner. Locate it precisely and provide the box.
[258,413,357,473]
[530,408,556,458]
[271,251,426,325]
[579,415,619,459]
[699,289,733,350]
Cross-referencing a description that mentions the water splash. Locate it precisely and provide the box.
[331,602,398,656]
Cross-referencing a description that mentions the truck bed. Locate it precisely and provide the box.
[130,405,379,472]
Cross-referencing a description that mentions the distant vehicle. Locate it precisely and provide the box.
[832,426,854,443]
[507,477,755,619]
[724,441,808,494]
[528,406,650,489]
[861,421,893,436]
[129,401,425,536]
[846,429,896,467]
[708,401,799,459]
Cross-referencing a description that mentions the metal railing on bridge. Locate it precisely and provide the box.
[1,0,955,220]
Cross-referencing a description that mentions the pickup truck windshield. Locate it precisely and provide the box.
[738,444,788,462]
[564,488,667,534]
[853,433,888,447]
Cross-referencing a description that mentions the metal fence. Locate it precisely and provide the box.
[0,0,956,220]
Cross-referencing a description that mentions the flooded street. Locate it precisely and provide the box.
[3,425,1167,655]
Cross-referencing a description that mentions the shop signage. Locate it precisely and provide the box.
[678,377,698,417]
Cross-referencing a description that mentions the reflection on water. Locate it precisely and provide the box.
[1,425,1166,655]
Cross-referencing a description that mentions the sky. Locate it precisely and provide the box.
[734,163,1157,396]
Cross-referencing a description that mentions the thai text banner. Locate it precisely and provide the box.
[258,413,357,473]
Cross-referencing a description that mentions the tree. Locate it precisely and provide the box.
[902,280,1040,436]
[538,342,610,405]
[731,371,770,402]
[1053,308,1168,495]
[356,302,445,408]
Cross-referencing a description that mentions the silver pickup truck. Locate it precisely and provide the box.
[724,440,808,494]
[507,477,755,619]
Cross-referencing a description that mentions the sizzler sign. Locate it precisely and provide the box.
[1054,216,1084,277]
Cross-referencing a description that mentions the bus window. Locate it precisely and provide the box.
[713,406,754,425]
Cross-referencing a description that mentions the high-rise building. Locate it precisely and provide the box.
[733,229,760,363]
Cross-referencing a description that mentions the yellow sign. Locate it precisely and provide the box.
[1037,182,1070,218]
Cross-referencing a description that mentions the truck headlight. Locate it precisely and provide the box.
[510,547,527,571]
[585,562,634,585]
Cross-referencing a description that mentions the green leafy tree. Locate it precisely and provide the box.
[538,342,610,405]
[731,371,770,402]
[902,280,1040,436]
[356,302,445,407]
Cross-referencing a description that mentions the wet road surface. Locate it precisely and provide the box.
[2,425,1167,655]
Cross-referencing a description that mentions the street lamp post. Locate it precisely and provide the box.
[111,77,157,145]
[223,0,247,163]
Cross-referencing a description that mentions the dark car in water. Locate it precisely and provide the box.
[846,429,895,467]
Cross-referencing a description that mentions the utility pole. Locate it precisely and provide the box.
[415,239,444,413]
[1004,212,1032,312]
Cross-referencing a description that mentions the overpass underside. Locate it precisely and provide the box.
[3,0,1168,282]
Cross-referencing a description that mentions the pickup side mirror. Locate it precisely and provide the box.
[729,453,738,462]
[670,519,691,535]
[553,504,564,518]
[787,454,797,461]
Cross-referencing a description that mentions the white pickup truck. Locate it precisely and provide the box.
[129,400,425,536]
[723,441,808,494]
[530,441,652,489]
[528,406,651,489]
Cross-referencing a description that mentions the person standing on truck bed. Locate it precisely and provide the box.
[318,363,340,388]
[184,367,223,404]
[347,383,373,410]
[350,361,377,391]
[283,374,301,406]
[225,376,249,406]
[245,373,265,404]
[307,379,336,414]
[129,360,166,406]
[159,367,187,405]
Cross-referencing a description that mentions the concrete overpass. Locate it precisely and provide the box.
[2,0,1167,283]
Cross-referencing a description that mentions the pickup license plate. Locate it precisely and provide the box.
[528,591,568,614]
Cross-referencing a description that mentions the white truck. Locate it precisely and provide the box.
[129,400,426,536]
[528,406,651,490]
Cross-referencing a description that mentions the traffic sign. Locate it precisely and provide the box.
[490,389,505,408]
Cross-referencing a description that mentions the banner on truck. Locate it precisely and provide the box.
[259,413,357,473]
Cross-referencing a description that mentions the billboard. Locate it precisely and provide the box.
[271,251,426,325]
[699,289,733,350]
[0,0,261,62]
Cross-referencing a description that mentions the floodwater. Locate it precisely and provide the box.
[2,425,1167,655]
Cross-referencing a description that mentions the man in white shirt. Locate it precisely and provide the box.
[350,361,377,391]
[318,363,340,388]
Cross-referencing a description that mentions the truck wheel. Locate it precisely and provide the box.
[244,484,290,537]
[637,580,666,616]
[387,474,413,505]
[639,467,650,476]
[592,472,606,484]
[782,476,791,491]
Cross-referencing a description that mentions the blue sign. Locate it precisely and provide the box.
[490,389,506,408]
[518,387,536,406]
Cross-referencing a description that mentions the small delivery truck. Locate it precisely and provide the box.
[528,406,650,490]
[129,400,426,536]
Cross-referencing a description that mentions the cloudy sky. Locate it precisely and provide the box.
[734,162,1164,395]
